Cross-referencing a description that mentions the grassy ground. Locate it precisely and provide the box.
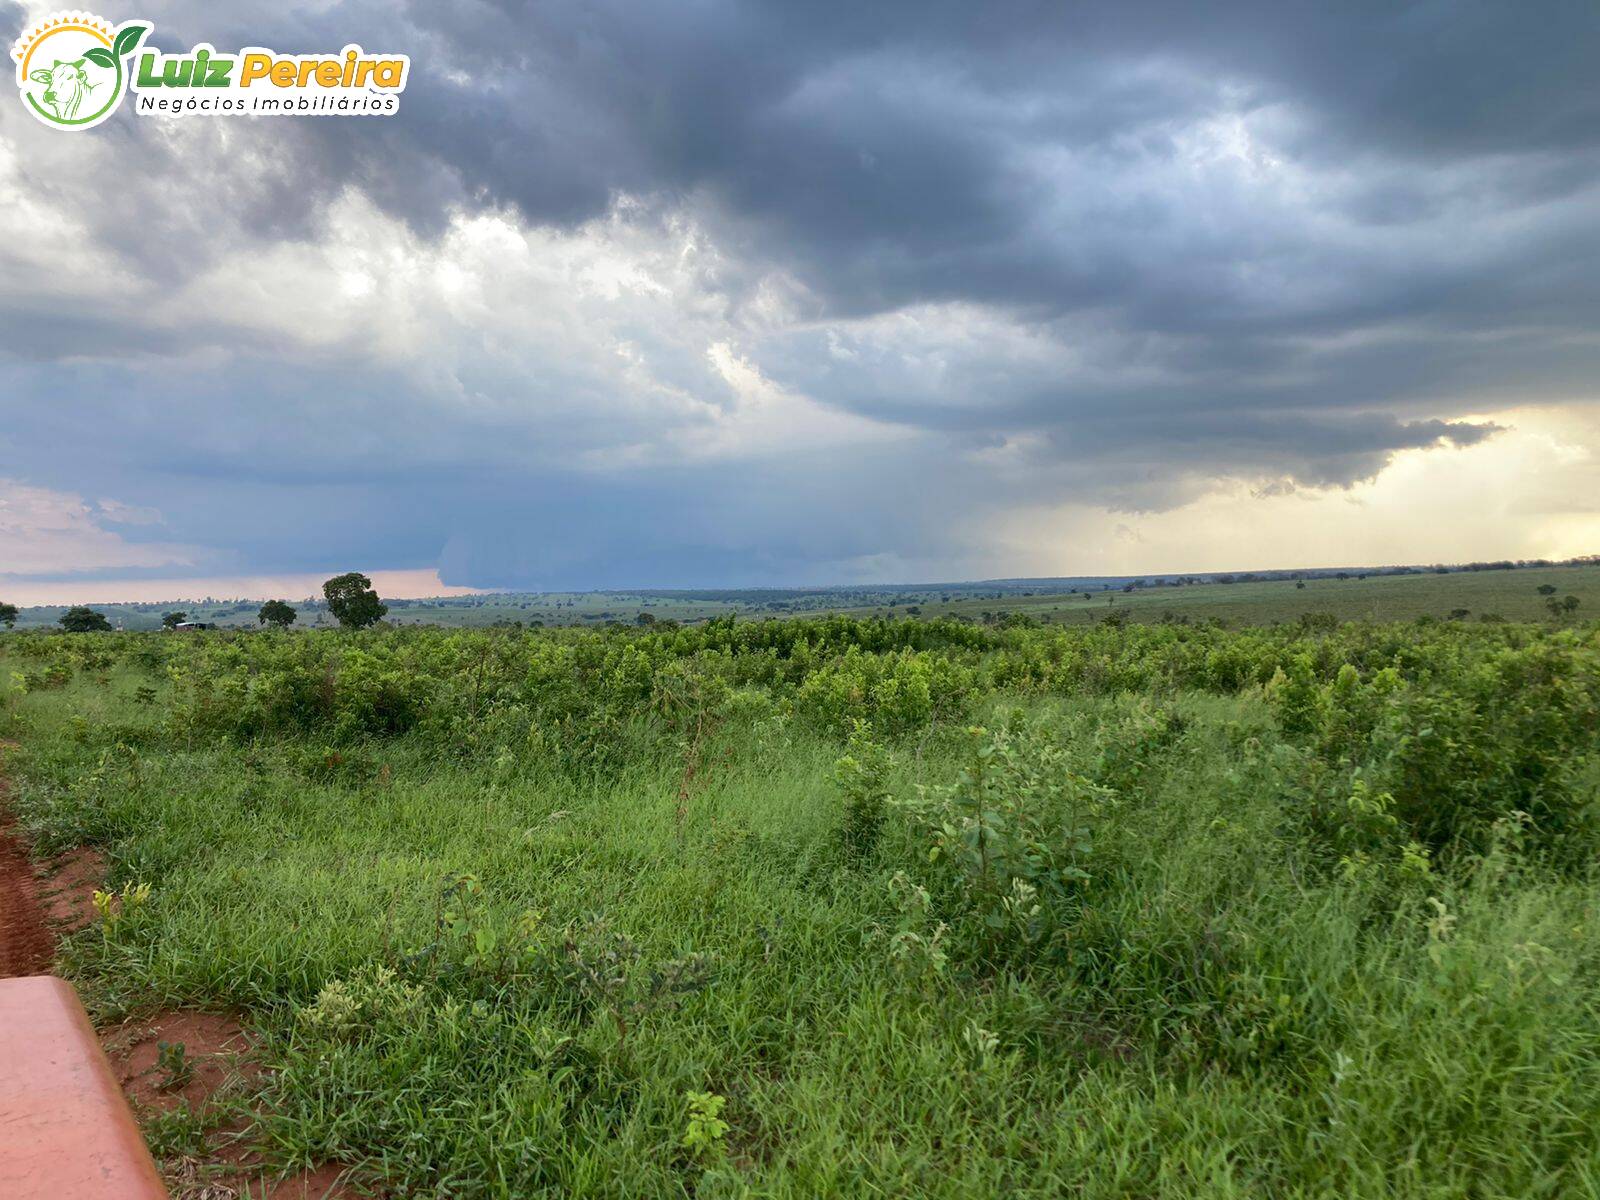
[2,617,1598,1196]
[8,563,1596,631]
[909,564,1600,627]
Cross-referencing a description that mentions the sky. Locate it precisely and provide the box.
[3,0,1599,602]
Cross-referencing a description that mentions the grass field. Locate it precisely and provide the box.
[915,564,1600,626]
[2,613,1599,1196]
[9,562,1598,632]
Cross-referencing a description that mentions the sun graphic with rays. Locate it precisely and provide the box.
[10,10,149,130]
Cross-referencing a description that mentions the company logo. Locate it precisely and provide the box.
[11,12,148,129]
[12,12,410,129]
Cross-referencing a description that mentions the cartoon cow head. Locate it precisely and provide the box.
[29,59,97,121]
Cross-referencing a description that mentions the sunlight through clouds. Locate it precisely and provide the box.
[994,409,1600,576]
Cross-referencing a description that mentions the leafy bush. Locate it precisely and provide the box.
[796,646,976,735]
[1270,639,1600,860]
[833,723,892,859]
[899,717,1110,965]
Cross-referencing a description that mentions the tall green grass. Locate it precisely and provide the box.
[1,618,1598,1197]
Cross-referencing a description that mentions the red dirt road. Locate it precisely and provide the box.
[0,749,100,976]
[0,813,54,978]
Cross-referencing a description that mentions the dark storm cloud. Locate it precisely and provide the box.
[128,0,1600,350]
[310,0,1600,321]
[2,0,1597,586]
[12,0,1598,306]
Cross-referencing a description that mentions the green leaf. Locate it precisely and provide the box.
[84,47,115,68]
[113,23,149,59]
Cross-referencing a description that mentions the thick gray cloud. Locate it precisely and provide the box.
[1,0,1596,588]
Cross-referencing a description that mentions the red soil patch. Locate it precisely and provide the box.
[103,1014,363,1197]
[39,845,108,931]
[256,1164,353,1199]
[0,834,105,978]
[0,751,102,976]
[101,1010,258,1113]
[209,1152,357,1199]
[165,1153,357,1199]
[0,813,54,977]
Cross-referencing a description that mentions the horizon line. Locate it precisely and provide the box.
[3,554,1594,609]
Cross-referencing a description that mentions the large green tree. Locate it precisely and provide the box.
[322,573,388,630]
[258,599,298,629]
[161,611,188,629]
[59,606,112,632]
[0,602,18,629]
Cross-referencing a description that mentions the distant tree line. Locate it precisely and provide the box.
[3,555,1596,635]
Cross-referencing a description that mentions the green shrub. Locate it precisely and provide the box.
[899,717,1109,966]
[833,722,892,860]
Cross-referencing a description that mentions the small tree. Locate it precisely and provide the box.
[161,611,188,629]
[322,573,387,630]
[635,611,656,626]
[60,606,112,633]
[0,602,18,629]
[258,599,298,629]
[1546,595,1581,619]
[1537,584,1558,596]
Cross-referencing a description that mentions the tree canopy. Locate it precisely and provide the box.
[323,573,388,630]
[259,599,299,629]
[59,606,112,633]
